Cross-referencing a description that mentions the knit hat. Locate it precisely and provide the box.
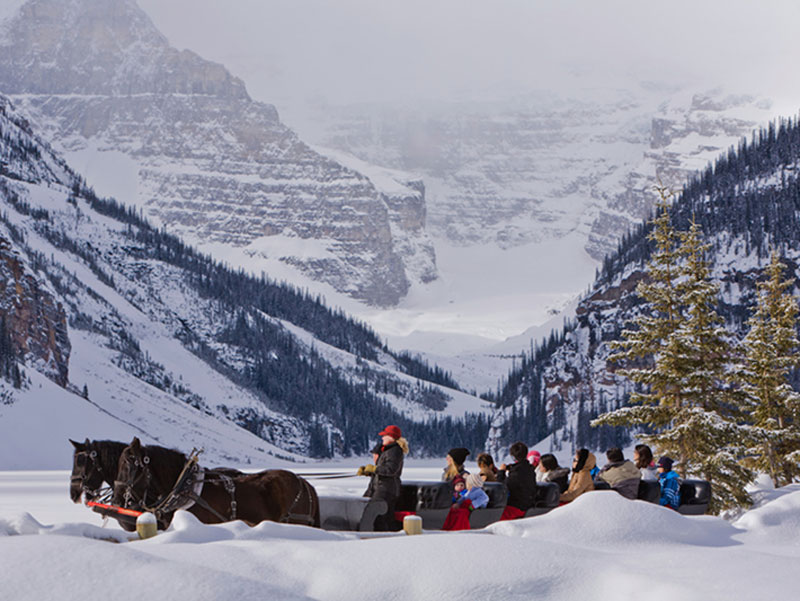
[452,474,466,487]
[466,473,484,490]
[527,449,541,467]
[657,456,674,472]
[378,425,401,440]
[448,447,470,466]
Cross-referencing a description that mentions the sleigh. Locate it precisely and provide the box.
[316,478,711,532]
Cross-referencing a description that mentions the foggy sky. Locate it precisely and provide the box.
[136,0,800,111]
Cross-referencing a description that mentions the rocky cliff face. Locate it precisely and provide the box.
[0,233,70,386]
[0,0,436,307]
[285,89,775,262]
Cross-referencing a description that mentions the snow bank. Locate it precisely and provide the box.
[0,511,130,542]
[2,471,799,601]
[734,484,800,545]
[488,491,741,548]
[148,510,350,545]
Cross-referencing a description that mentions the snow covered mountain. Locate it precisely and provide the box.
[0,92,492,469]
[486,117,800,455]
[284,89,777,262]
[0,0,437,308]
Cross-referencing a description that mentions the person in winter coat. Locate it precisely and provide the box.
[527,449,541,473]
[451,474,467,504]
[656,456,681,510]
[634,444,658,481]
[477,452,498,482]
[560,448,596,504]
[595,447,641,499]
[357,424,409,531]
[497,441,537,520]
[442,447,470,483]
[461,473,490,510]
[442,473,490,531]
[537,453,570,493]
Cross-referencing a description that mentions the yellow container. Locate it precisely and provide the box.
[136,512,158,539]
[403,515,422,535]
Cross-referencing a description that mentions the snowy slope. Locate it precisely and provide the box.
[1,469,798,601]
[1,93,493,468]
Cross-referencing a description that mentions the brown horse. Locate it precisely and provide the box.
[112,437,320,530]
[69,439,137,532]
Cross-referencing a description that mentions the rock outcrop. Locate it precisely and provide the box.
[0,234,70,386]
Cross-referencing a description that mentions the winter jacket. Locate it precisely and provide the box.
[369,438,408,501]
[540,467,570,493]
[596,460,641,499]
[497,460,537,511]
[460,486,489,510]
[640,465,658,481]
[560,452,596,503]
[658,470,681,509]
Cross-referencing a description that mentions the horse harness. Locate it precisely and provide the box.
[116,449,236,524]
[116,450,316,526]
[281,475,316,526]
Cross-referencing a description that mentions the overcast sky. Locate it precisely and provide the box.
[135,0,800,111]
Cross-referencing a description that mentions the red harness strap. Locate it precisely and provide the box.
[87,501,143,518]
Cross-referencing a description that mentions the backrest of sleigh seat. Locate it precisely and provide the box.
[318,496,388,531]
[678,479,711,515]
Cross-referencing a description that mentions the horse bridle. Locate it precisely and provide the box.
[72,447,108,501]
[115,451,152,510]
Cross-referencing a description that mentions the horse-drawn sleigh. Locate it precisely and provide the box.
[70,438,712,535]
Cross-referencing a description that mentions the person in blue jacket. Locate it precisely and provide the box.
[459,473,490,510]
[657,456,681,510]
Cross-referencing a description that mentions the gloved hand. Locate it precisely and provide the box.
[357,464,376,476]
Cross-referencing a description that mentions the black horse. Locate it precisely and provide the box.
[112,437,320,529]
[69,438,136,531]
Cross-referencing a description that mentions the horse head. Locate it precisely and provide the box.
[113,437,150,509]
[69,438,103,503]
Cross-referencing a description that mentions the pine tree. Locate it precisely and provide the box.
[593,194,754,513]
[739,251,800,487]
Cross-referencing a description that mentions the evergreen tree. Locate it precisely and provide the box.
[739,251,800,487]
[594,197,754,513]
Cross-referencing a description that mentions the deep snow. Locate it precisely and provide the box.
[1,467,798,601]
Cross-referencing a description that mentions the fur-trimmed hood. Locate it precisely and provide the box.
[396,437,410,454]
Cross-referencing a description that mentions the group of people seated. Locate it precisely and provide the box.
[440,442,681,529]
[358,424,681,532]
[450,442,679,511]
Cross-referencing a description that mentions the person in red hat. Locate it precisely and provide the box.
[357,424,408,530]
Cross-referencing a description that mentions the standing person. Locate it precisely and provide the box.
[634,444,658,481]
[538,453,570,493]
[497,441,537,520]
[656,456,681,510]
[560,448,596,504]
[477,452,498,482]
[442,447,470,482]
[357,425,408,531]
